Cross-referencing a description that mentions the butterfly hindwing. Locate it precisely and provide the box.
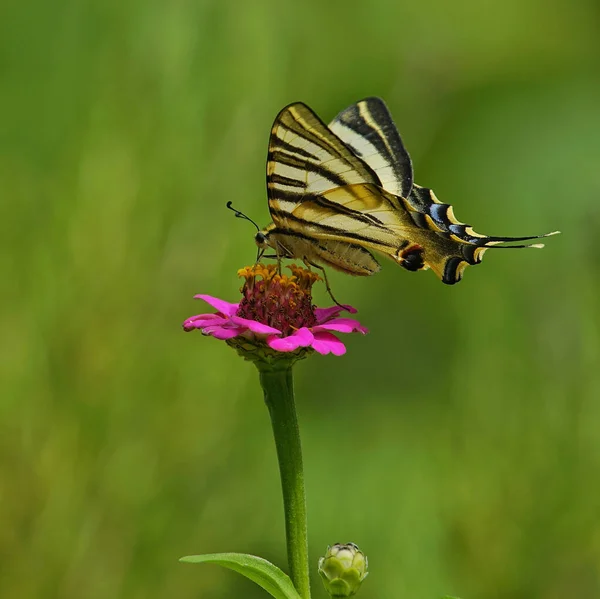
[267,102,381,206]
[279,182,492,284]
[328,97,414,199]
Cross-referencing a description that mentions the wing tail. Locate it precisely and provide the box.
[405,185,559,248]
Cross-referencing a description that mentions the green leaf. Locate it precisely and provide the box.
[179,552,302,599]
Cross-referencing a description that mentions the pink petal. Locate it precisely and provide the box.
[185,313,223,322]
[310,331,347,356]
[230,316,281,336]
[208,327,241,340]
[203,323,244,340]
[314,304,357,323]
[193,294,239,317]
[267,327,314,352]
[312,318,368,335]
[290,327,315,346]
[182,314,228,329]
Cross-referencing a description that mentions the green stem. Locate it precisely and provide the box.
[257,363,311,599]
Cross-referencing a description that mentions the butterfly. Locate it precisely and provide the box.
[255,97,558,285]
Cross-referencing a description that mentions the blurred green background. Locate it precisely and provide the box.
[2,0,600,597]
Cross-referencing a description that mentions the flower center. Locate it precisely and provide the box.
[236,264,319,336]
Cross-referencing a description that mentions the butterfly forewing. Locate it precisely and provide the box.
[267,103,383,203]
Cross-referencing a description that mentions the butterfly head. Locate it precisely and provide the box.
[254,223,277,251]
[254,230,270,248]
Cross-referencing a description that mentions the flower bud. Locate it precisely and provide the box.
[318,542,368,597]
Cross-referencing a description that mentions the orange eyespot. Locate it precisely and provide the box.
[399,244,425,272]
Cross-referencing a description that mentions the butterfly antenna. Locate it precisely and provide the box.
[226,201,260,232]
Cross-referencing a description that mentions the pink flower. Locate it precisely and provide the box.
[183,265,368,356]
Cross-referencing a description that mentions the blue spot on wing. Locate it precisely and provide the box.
[429,203,449,222]
[449,224,465,235]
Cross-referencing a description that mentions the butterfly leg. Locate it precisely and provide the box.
[303,259,345,308]
[268,242,285,275]
[257,251,289,273]
[255,247,266,266]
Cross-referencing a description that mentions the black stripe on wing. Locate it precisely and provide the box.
[443,257,467,284]
[269,209,397,248]
[270,190,389,229]
[273,139,319,160]
[441,244,487,284]
[269,173,306,189]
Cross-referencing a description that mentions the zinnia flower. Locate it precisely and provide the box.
[183,264,367,360]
